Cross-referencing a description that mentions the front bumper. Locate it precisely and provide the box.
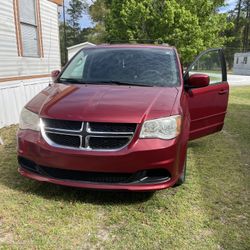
[17,130,181,191]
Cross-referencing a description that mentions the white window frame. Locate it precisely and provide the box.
[13,0,43,58]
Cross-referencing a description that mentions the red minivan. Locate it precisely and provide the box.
[17,44,229,191]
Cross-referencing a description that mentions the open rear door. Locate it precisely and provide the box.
[185,49,229,140]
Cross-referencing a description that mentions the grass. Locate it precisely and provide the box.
[0,86,249,249]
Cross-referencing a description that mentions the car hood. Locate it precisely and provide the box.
[26,83,178,123]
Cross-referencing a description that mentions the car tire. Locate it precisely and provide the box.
[174,154,187,186]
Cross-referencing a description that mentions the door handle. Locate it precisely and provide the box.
[218,89,228,95]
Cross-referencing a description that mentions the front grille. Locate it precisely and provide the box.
[46,133,81,148]
[18,157,171,184]
[88,137,130,150]
[40,166,132,183]
[42,118,137,151]
[88,122,136,133]
[43,118,82,131]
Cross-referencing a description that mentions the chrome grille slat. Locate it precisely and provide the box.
[42,118,83,131]
[41,119,136,151]
[45,132,82,148]
[44,122,84,133]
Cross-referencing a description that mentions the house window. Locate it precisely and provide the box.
[13,0,43,57]
[236,57,239,64]
[243,57,248,64]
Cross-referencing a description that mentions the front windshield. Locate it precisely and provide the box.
[59,48,180,87]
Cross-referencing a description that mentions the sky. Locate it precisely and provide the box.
[60,0,238,28]
[220,0,238,13]
[59,0,94,28]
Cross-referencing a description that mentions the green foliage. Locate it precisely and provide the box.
[61,0,247,66]
[105,0,230,64]
[60,0,88,65]
[66,0,88,44]
[67,0,86,32]
[223,0,250,69]
[86,23,107,44]
[87,0,112,44]
[241,0,250,51]
[59,22,92,65]
[89,0,111,23]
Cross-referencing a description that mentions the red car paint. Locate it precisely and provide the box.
[17,45,229,191]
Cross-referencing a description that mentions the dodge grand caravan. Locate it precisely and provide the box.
[17,44,229,191]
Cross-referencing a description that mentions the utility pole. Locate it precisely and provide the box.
[236,0,242,28]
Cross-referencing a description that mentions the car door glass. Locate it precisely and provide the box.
[189,50,222,84]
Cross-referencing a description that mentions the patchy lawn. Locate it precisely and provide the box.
[0,86,249,249]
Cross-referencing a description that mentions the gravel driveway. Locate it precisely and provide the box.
[228,74,250,86]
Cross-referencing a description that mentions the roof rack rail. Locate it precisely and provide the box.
[109,39,169,45]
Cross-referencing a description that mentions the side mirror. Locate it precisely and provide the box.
[51,70,61,82]
[187,74,210,88]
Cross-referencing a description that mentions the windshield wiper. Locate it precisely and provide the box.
[94,80,153,87]
[58,78,85,84]
[58,78,153,87]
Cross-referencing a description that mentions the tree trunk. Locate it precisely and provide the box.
[236,0,242,28]
[243,0,250,51]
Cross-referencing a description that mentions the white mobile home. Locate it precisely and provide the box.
[0,0,62,128]
[233,52,250,76]
[67,42,96,60]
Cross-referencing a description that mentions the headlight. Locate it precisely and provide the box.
[19,108,40,131]
[139,115,182,140]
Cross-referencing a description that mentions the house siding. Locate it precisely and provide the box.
[0,0,61,128]
[0,78,50,128]
[0,0,60,79]
[67,42,96,60]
